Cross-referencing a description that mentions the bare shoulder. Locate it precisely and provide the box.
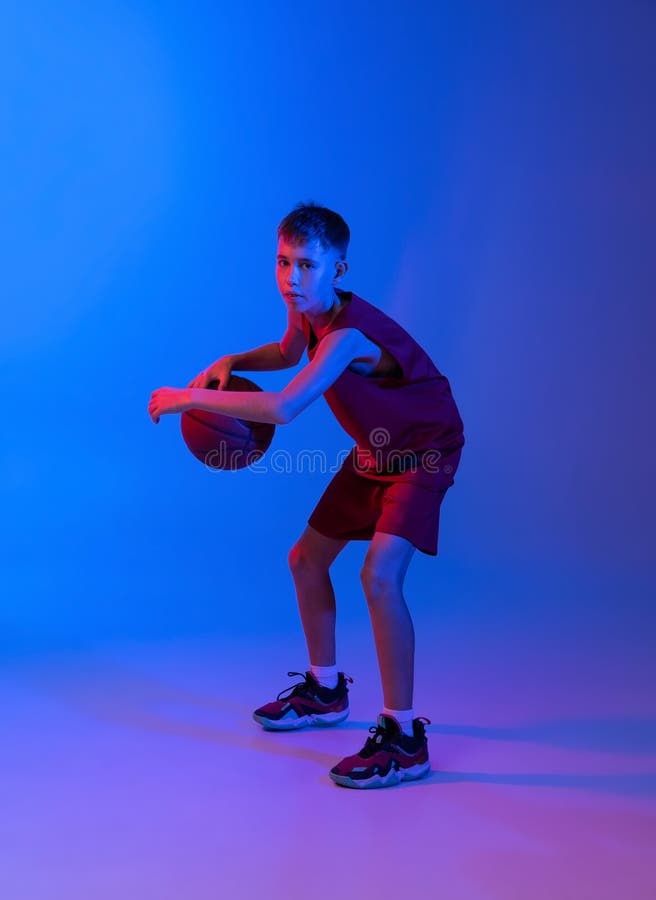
[314,327,364,354]
[279,326,365,422]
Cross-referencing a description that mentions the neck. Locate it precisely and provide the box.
[306,290,343,330]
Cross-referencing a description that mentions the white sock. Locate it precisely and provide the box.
[382,706,415,737]
[310,664,339,690]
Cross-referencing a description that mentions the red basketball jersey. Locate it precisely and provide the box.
[301,290,465,488]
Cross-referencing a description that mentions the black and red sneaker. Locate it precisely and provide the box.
[329,714,432,789]
[252,670,353,730]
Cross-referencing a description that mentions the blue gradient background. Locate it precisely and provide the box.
[2,3,654,677]
[3,4,656,896]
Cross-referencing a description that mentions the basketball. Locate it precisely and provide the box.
[180,374,276,470]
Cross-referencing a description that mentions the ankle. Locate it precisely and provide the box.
[382,706,415,737]
[310,663,339,690]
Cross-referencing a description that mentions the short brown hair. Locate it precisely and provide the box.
[277,201,350,260]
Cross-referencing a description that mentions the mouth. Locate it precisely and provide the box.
[285,293,303,299]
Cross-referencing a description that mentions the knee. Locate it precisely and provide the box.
[288,540,325,576]
[360,561,399,600]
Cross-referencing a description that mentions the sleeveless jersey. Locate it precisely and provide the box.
[301,290,465,489]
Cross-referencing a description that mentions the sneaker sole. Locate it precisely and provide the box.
[252,708,349,730]
[329,760,431,789]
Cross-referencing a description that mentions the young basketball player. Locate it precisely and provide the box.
[148,202,465,789]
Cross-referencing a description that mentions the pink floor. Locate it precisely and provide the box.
[3,609,655,899]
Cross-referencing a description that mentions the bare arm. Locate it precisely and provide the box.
[186,387,285,425]
[184,328,362,426]
[229,342,293,372]
[278,328,360,421]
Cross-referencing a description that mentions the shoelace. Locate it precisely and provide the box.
[358,715,432,758]
[275,670,354,702]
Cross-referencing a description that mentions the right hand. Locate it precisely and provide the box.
[186,356,234,390]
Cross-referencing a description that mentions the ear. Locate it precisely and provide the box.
[333,259,349,282]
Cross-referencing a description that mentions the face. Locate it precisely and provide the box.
[276,237,347,316]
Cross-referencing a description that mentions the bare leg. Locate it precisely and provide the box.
[360,532,417,709]
[288,525,349,666]
[367,590,415,709]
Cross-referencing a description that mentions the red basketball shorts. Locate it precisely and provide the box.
[307,447,462,557]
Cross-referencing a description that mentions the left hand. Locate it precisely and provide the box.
[148,387,191,424]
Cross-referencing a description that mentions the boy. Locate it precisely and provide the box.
[148,202,465,789]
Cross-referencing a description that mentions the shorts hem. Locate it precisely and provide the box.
[307,518,372,543]
[309,519,438,557]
